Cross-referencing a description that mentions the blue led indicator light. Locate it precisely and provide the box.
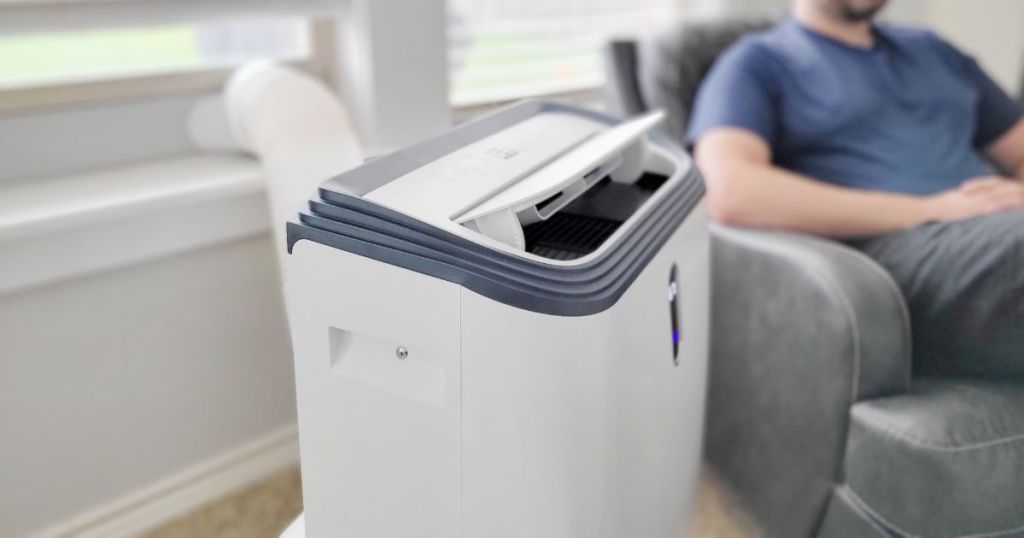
[668,264,681,365]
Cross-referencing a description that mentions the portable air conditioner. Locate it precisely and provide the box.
[285,100,709,538]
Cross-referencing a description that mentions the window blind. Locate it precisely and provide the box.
[449,0,686,105]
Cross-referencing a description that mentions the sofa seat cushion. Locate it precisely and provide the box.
[844,378,1024,537]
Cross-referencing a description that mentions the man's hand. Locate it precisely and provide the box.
[925,176,1024,222]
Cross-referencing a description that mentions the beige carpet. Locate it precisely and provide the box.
[142,468,302,538]
[143,465,759,538]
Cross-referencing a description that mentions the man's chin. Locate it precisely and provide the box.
[839,6,884,22]
[827,0,888,22]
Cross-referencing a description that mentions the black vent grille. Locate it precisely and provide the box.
[524,213,621,261]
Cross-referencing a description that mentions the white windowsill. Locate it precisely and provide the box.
[0,154,271,296]
[450,78,604,110]
[451,85,606,124]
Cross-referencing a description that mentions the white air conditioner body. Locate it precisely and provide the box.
[285,101,709,538]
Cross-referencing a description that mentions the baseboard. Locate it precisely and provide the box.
[35,423,300,538]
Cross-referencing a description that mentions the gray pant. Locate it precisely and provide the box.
[848,210,1024,378]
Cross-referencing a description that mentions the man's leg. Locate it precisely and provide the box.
[849,210,1024,378]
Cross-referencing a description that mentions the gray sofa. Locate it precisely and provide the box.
[605,22,1024,537]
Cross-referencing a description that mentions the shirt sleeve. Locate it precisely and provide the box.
[968,58,1023,148]
[684,42,780,151]
[933,34,1024,149]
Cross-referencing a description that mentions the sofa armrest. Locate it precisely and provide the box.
[713,225,912,401]
[706,224,911,536]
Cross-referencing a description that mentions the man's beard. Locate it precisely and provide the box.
[838,4,885,22]
[821,0,888,22]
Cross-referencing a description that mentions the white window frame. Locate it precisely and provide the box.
[452,85,606,123]
[0,0,453,150]
[0,0,452,294]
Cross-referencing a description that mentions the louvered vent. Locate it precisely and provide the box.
[524,213,621,261]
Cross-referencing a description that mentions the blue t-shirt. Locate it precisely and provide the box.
[686,19,1023,195]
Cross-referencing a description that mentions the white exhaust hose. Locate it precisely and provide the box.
[187,61,364,258]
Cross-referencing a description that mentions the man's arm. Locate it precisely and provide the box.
[943,33,1024,179]
[696,128,1024,237]
[987,117,1024,180]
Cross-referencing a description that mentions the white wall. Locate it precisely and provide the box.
[0,235,295,538]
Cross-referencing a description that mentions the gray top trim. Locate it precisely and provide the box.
[287,100,705,316]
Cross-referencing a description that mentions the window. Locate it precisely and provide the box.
[0,18,310,90]
[448,0,684,106]
[0,16,318,112]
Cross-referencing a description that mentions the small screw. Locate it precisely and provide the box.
[396,346,409,360]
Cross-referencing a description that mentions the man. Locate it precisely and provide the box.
[688,0,1024,376]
